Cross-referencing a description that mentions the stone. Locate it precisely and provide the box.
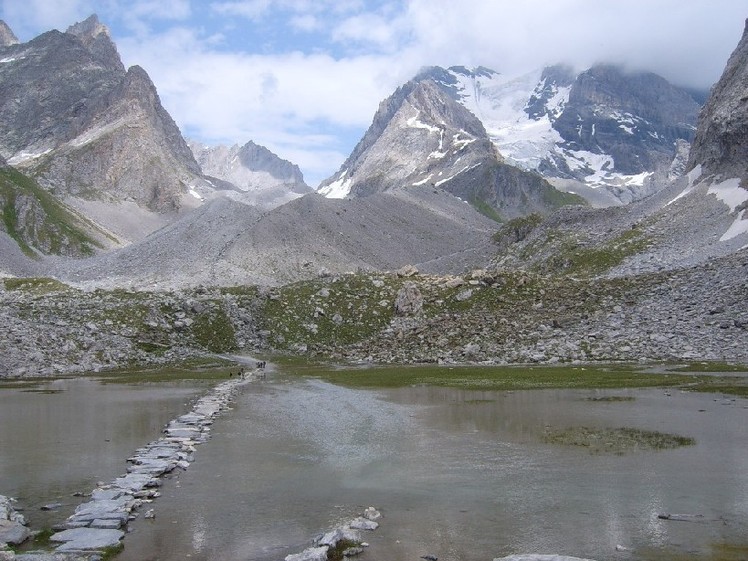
[285,546,329,561]
[394,283,423,316]
[348,517,378,531]
[363,506,381,521]
[51,528,124,552]
[455,289,473,301]
[396,265,419,277]
[0,519,30,545]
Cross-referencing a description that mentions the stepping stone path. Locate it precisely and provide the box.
[285,507,382,561]
[1,371,259,560]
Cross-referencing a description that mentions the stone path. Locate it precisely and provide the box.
[1,368,260,560]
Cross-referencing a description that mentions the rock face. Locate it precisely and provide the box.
[318,76,583,220]
[688,18,748,181]
[0,20,19,47]
[422,64,701,204]
[0,14,210,216]
[189,140,312,208]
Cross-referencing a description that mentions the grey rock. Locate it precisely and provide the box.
[395,283,423,316]
[51,528,124,552]
[285,546,329,561]
[0,519,30,545]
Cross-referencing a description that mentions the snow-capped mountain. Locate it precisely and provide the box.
[318,74,583,220]
[420,64,702,204]
[189,140,312,209]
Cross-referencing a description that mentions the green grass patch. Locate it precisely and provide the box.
[192,305,238,353]
[95,364,237,384]
[0,166,104,256]
[542,426,695,454]
[3,277,71,294]
[292,363,702,391]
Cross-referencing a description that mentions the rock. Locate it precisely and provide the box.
[349,517,378,531]
[455,289,473,301]
[40,503,63,511]
[0,520,30,546]
[285,546,329,561]
[51,527,124,552]
[394,283,423,316]
[396,265,419,277]
[363,506,381,521]
[343,546,365,557]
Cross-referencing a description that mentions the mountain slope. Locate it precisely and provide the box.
[189,140,312,209]
[0,15,212,243]
[688,19,748,181]
[318,77,583,220]
[427,64,701,204]
[55,186,498,289]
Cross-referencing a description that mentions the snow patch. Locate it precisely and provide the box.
[319,170,352,199]
[707,177,747,212]
[412,174,433,186]
[189,187,204,201]
[720,210,748,241]
[406,111,440,133]
[7,148,53,165]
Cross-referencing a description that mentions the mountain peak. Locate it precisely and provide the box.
[66,14,108,41]
[0,20,19,47]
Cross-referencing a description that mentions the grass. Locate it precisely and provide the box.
[286,362,748,398]
[542,426,695,454]
[95,363,237,384]
[0,166,104,256]
[3,277,71,294]
[191,305,238,353]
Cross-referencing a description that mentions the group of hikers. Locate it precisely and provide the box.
[229,360,267,379]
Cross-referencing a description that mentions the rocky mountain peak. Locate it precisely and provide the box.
[66,14,124,72]
[687,18,748,181]
[0,20,19,47]
[66,14,108,41]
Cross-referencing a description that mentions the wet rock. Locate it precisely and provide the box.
[285,546,329,561]
[349,517,378,531]
[0,519,30,546]
[51,528,124,552]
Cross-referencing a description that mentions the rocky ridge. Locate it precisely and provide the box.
[318,76,584,220]
[427,64,702,205]
[0,15,213,245]
[189,140,312,209]
[688,18,748,181]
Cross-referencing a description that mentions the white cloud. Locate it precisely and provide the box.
[3,0,747,186]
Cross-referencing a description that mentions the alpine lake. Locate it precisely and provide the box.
[2,361,747,561]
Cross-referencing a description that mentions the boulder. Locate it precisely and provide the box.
[0,519,30,546]
[395,283,423,316]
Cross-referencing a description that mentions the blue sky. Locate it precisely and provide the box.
[1,0,746,186]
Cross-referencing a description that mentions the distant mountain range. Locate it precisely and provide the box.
[0,13,746,293]
[319,63,703,207]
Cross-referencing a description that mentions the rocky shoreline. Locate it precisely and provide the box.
[0,369,259,560]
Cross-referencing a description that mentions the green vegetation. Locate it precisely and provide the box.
[469,195,503,222]
[96,364,235,384]
[287,362,748,399]
[3,277,71,294]
[327,539,362,561]
[192,305,237,353]
[542,426,695,454]
[492,213,543,245]
[0,166,104,256]
[100,542,124,560]
[541,227,651,277]
[260,275,403,351]
[541,186,587,208]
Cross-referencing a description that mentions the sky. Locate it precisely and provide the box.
[1,1,746,187]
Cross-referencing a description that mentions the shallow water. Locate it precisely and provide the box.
[0,376,210,529]
[1,372,747,560]
[117,376,748,561]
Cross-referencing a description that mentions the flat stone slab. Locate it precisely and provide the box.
[51,527,124,552]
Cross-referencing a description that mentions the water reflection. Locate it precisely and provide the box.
[2,374,747,561]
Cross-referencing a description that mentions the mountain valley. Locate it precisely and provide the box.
[0,15,747,377]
